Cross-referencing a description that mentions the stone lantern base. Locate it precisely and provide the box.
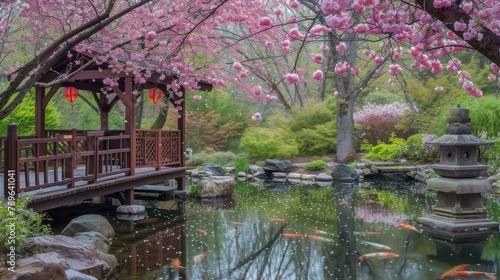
[418,177,499,242]
[418,215,499,242]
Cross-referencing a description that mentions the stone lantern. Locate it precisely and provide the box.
[418,106,499,241]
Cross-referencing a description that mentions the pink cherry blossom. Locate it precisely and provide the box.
[310,25,331,36]
[252,112,262,121]
[335,62,350,74]
[336,42,346,52]
[454,22,467,31]
[253,86,262,96]
[289,28,305,40]
[434,0,451,9]
[265,41,274,48]
[488,75,496,81]
[145,31,156,41]
[325,13,352,31]
[193,95,202,101]
[240,70,249,79]
[351,67,361,75]
[333,91,340,98]
[435,86,444,92]
[260,17,272,27]
[233,62,243,72]
[388,64,402,75]
[285,73,300,84]
[313,70,324,80]
[311,54,324,63]
[354,24,369,34]
[491,63,499,73]
[290,0,300,10]
[265,95,278,102]
[320,45,330,52]
[373,56,384,65]
[321,0,350,14]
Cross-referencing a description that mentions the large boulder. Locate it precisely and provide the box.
[249,165,265,178]
[263,159,293,174]
[331,164,359,182]
[23,235,111,280]
[1,252,68,280]
[199,165,226,176]
[196,176,235,198]
[73,232,111,253]
[61,215,114,239]
[66,270,98,280]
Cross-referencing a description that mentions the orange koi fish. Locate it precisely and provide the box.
[358,252,399,260]
[196,229,207,234]
[399,222,421,233]
[359,240,391,250]
[367,199,377,203]
[281,233,334,242]
[353,231,381,235]
[340,199,348,205]
[309,227,329,235]
[269,218,287,222]
[439,264,471,280]
[172,258,185,273]
[192,252,208,264]
[449,271,496,278]
[230,221,246,226]
[280,233,306,238]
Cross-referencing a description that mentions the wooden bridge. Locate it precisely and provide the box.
[1,49,212,211]
[1,127,190,211]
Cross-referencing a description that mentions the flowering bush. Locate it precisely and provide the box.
[354,102,412,145]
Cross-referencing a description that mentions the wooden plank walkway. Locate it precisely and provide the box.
[0,166,186,211]
[134,185,177,200]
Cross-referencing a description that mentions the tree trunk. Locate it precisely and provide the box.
[336,98,357,163]
[150,103,169,129]
[135,94,144,129]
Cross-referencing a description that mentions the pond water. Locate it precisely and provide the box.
[48,179,500,280]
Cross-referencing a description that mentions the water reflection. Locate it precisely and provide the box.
[108,180,500,279]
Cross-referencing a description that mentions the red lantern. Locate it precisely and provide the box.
[63,86,78,102]
[148,87,163,104]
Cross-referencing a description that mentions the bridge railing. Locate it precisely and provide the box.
[2,126,182,197]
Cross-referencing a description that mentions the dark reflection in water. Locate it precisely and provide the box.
[50,180,500,279]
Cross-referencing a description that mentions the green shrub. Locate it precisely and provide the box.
[233,157,250,173]
[240,99,337,158]
[187,182,197,196]
[404,134,439,163]
[0,196,52,263]
[294,122,337,156]
[305,160,327,171]
[239,127,299,158]
[186,149,236,167]
[363,133,407,161]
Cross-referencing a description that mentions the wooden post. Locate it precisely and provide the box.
[123,77,135,204]
[100,93,109,130]
[177,88,186,191]
[156,130,161,171]
[35,87,47,173]
[4,123,19,199]
[64,128,76,188]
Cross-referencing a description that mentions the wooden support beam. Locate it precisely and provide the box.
[4,124,19,199]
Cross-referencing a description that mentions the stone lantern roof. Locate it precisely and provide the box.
[428,105,491,178]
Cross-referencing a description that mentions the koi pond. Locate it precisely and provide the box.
[49,179,500,280]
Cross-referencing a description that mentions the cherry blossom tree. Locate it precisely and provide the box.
[0,0,499,163]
